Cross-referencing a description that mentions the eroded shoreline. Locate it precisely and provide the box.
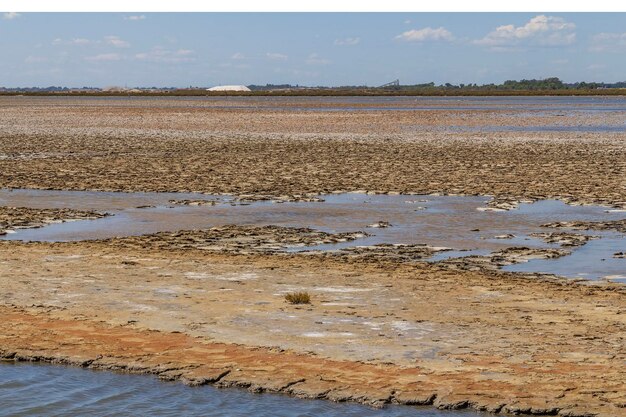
[1,239,625,416]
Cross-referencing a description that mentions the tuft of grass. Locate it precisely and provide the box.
[285,291,311,305]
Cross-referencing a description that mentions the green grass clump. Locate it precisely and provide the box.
[285,291,311,305]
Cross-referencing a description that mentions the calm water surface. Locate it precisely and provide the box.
[1,189,624,281]
[9,95,626,112]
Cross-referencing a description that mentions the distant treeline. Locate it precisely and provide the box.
[2,78,626,96]
[248,78,626,92]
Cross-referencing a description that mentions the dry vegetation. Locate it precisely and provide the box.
[284,291,311,304]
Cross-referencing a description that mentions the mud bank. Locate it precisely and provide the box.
[1,241,624,416]
[100,225,368,253]
[0,308,529,414]
[0,206,106,235]
[2,306,617,417]
[543,219,626,233]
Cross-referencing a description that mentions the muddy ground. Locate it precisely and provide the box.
[0,206,106,235]
[0,97,625,416]
[0,97,625,207]
[1,240,625,416]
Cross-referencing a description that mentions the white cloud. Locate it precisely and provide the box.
[231,52,246,60]
[587,63,606,70]
[266,52,288,61]
[134,48,195,63]
[124,15,146,21]
[52,36,128,47]
[25,56,47,64]
[589,32,626,52]
[475,15,576,48]
[334,37,360,46]
[306,53,330,65]
[2,12,20,20]
[273,67,320,79]
[85,53,122,62]
[104,36,130,48]
[395,27,454,42]
[53,38,90,46]
[220,62,250,70]
[70,38,91,45]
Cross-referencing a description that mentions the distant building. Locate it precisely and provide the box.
[102,86,127,92]
[206,85,251,92]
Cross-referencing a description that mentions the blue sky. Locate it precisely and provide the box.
[1,13,625,87]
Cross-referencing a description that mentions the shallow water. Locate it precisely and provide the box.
[1,189,624,280]
[8,96,625,134]
[0,363,483,417]
[503,235,626,281]
[13,95,626,112]
[446,125,626,133]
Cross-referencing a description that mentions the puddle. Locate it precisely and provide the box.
[1,189,624,280]
[503,234,626,279]
[0,363,485,417]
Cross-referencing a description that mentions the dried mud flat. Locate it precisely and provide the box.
[1,97,626,416]
[0,97,625,208]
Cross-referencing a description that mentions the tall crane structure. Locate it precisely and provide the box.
[378,79,400,88]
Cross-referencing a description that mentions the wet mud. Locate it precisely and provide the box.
[0,206,106,235]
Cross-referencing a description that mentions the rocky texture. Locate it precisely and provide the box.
[333,243,450,262]
[366,221,392,228]
[168,195,325,206]
[168,199,219,206]
[97,225,368,253]
[235,194,326,203]
[493,233,515,239]
[543,219,626,233]
[0,243,624,416]
[441,247,571,272]
[0,206,107,235]
[486,196,537,211]
[529,232,599,247]
[0,97,625,208]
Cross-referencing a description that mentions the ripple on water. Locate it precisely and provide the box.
[0,363,485,417]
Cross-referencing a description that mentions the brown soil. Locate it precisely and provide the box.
[1,240,625,416]
[0,97,625,208]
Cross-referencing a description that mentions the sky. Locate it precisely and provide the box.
[1,13,625,87]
